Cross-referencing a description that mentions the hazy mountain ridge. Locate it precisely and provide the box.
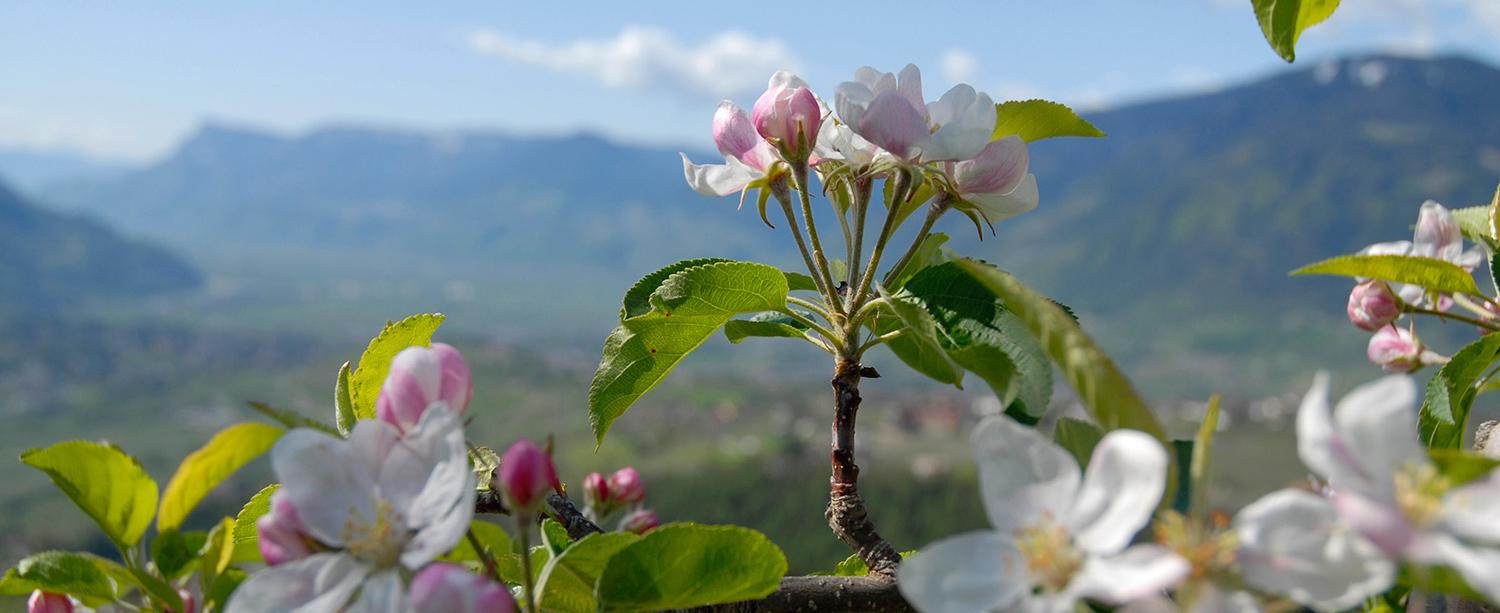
[0,176,200,314]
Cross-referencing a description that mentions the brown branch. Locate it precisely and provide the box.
[827,358,902,578]
[474,490,603,540]
[679,576,912,612]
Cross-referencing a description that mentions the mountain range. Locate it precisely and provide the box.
[13,53,1500,396]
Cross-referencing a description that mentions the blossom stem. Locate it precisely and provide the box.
[465,529,502,583]
[879,199,947,289]
[827,356,903,578]
[1407,305,1500,331]
[773,181,837,308]
[787,296,833,322]
[778,306,842,351]
[850,170,912,316]
[793,164,842,314]
[855,329,905,356]
[517,514,539,613]
[1451,293,1495,321]
[846,178,873,310]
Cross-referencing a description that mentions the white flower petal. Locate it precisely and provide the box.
[272,430,377,547]
[1438,474,1500,544]
[680,153,754,197]
[1413,532,1500,603]
[381,404,471,521]
[225,553,369,613]
[834,81,875,137]
[1235,489,1394,612]
[348,568,408,613]
[972,416,1080,533]
[965,174,1038,224]
[1332,374,1422,499]
[1359,241,1414,257]
[926,86,996,162]
[1067,544,1189,604]
[896,530,1025,613]
[1067,430,1169,555]
[896,64,925,119]
[1295,372,1340,485]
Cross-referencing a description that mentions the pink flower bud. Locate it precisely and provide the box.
[177,589,197,613]
[27,592,73,613]
[376,342,472,433]
[583,472,609,508]
[607,467,646,505]
[1347,281,1402,331]
[498,439,559,513]
[752,72,822,155]
[619,509,660,534]
[256,491,312,566]
[712,102,773,172]
[410,563,517,613]
[1367,326,1423,373]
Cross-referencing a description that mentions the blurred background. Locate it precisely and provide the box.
[3,0,1500,588]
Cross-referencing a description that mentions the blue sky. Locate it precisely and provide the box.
[3,1,1498,162]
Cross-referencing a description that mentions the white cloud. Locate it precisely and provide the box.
[467,26,801,99]
[1169,67,1225,93]
[940,49,979,84]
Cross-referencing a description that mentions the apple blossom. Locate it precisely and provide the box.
[898,416,1188,612]
[226,404,475,612]
[409,563,516,613]
[1366,325,1442,373]
[607,466,645,505]
[753,71,821,159]
[255,490,312,566]
[177,589,197,613]
[834,64,995,163]
[1359,201,1482,308]
[619,508,660,534]
[27,592,73,613]
[498,439,560,514]
[1234,489,1394,611]
[1291,372,1500,602]
[375,342,472,433]
[1347,280,1402,331]
[943,136,1039,224]
[583,471,609,508]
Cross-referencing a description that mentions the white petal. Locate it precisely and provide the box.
[972,416,1080,533]
[225,553,369,613]
[965,174,1039,224]
[1359,241,1413,257]
[381,403,470,520]
[1067,430,1170,555]
[680,153,754,197]
[896,530,1025,613]
[1067,544,1189,604]
[834,81,875,137]
[388,347,442,407]
[896,64,925,119]
[1234,489,1394,612]
[348,568,408,613]
[1438,474,1500,544]
[926,87,996,162]
[1331,374,1422,499]
[1414,532,1500,603]
[272,429,377,547]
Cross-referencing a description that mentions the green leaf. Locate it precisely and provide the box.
[442,521,513,565]
[620,258,733,319]
[991,100,1105,142]
[1253,0,1341,62]
[200,518,236,595]
[205,568,247,613]
[1169,439,1195,514]
[1292,254,1480,296]
[0,551,134,607]
[158,422,283,531]
[823,551,917,577]
[596,523,787,612]
[902,262,1052,420]
[128,563,184,611]
[469,444,501,492]
[1428,449,1500,485]
[21,441,159,549]
[536,532,640,613]
[246,401,338,436]
[1421,334,1500,449]
[869,288,964,387]
[1054,418,1104,470]
[953,260,1167,439]
[151,529,207,581]
[1451,206,1496,248]
[887,233,951,290]
[1399,564,1486,600]
[335,361,355,437]
[589,261,789,445]
[783,271,818,292]
[349,313,446,420]
[724,312,808,344]
[1191,395,1222,517]
[231,483,279,564]
[542,518,574,555]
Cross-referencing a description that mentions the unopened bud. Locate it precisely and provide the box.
[607,467,646,505]
[256,491,312,566]
[177,589,197,613]
[410,563,517,613]
[498,439,560,514]
[375,343,472,433]
[753,73,822,160]
[27,592,73,613]
[1347,281,1402,331]
[619,509,660,535]
[582,472,609,508]
[1367,326,1426,373]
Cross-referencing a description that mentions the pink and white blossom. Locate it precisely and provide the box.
[1359,201,1482,308]
[255,490,312,566]
[27,592,74,613]
[834,64,995,164]
[1366,325,1442,373]
[498,439,560,514]
[944,136,1038,224]
[752,71,821,155]
[898,417,1188,612]
[375,343,472,433]
[226,405,475,612]
[1347,280,1402,331]
[408,563,516,613]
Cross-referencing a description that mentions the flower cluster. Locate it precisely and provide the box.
[230,344,514,613]
[581,466,659,533]
[682,64,1037,229]
[899,370,1500,611]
